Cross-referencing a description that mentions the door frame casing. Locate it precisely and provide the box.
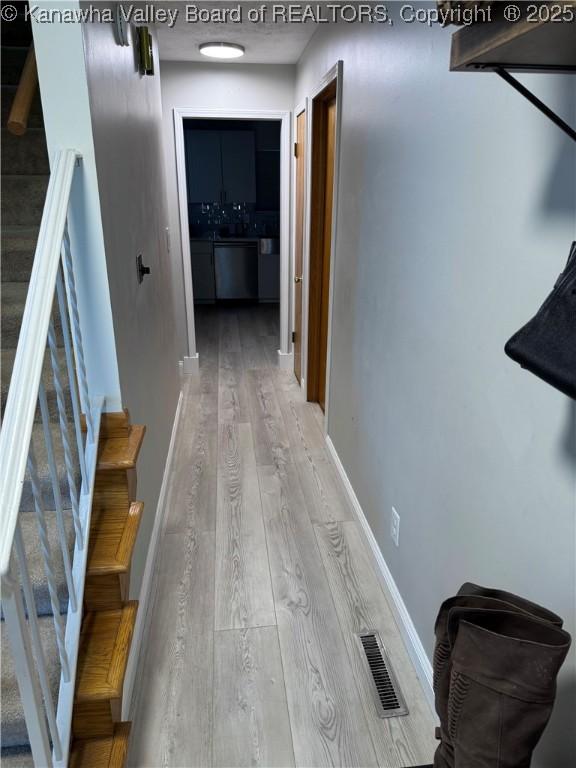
[303,61,343,431]
[292,98,308,388]
[173,107,292,371]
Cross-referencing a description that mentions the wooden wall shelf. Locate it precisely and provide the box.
[450,6,576,73]
[448,3,576,141]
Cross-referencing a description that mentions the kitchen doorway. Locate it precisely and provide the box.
[173,109,292,372]
[306,71,340,412]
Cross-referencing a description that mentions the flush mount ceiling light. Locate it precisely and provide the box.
[199,42,245,59]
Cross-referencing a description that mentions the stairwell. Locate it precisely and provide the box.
[1,35,54,768]
[2,22,145,768]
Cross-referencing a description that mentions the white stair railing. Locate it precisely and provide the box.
[0,149,104,767]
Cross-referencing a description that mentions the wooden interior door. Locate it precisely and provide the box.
[317,97,336,411]
[293,109,306,383]
[307,81,337,412]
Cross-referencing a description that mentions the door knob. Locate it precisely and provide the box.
[294,275,302,283]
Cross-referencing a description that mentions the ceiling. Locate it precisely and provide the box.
[155,2,318,64]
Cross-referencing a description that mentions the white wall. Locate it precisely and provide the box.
[32,2,122,411]
[81,14,181,594]
[297,18,575,764]
[159,61,296,358]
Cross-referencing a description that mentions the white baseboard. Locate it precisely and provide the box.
[122,388,184,719]
[183,354,199,375]
[277,349,294,370]
[324,435,435,713]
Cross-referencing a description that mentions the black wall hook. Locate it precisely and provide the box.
[136,254,151,284]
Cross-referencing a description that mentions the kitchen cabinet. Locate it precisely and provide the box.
[190,240,215,302]
[255,122,280,209]
[255,122,281,152]
[256,151,280,211]
[220,131,256,203]
[184,130,222,204]
[184,128,256,204]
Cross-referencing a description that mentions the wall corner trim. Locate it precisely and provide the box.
[122,388,184,719]
[324,434,435,714]
[277,349,294,369]
[183,354,200,375]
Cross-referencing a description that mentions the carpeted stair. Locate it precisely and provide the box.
[1,37,79,765]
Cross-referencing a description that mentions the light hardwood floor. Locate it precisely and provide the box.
[128,305,435,768]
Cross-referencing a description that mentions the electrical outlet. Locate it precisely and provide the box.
[391,507,400,547]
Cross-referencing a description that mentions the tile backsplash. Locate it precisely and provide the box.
[188,202,279,239]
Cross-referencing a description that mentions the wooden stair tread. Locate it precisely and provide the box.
[70,722,131,768]
[97,425,145,470]
[76,602,137,701]
[88,502,143,575]
[83,409,131,438]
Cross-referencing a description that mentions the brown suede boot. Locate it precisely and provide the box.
[446,609,571,767]
[457,583,564,627]
[433,585,563,768]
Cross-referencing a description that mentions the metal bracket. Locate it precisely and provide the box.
[495,67,576,143]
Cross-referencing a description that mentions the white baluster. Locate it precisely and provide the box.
[27,448,70,682]
[47,317,83,551]
[1,570,53,767]
[55,263,87,491]
[61,226,93,443]
[14,523,63,760]
[38,382,77,614]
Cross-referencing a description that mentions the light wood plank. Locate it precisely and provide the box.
[219,365,250,423]
[130,306,436,768]
[215,423,275,630]
[276,389,327,463]
[238,308,276,370]
[164,390,217,534]
[296,455,354,524]
[218,311,250,423]
[242,343,272,370]
[245,369,293,468]
[218,310,243,368]
[128,531,215,768]
[311,402,325,431]
[213,626,295,768]
[272,367,302,394]
[242,338,277,370]
[195,306,220,395]
[255,303,280,337]
[315,521,436,766]
[259,463,378,768]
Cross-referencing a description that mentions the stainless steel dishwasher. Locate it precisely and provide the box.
[214,242,259,300]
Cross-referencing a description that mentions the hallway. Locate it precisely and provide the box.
[128,306,435,768]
